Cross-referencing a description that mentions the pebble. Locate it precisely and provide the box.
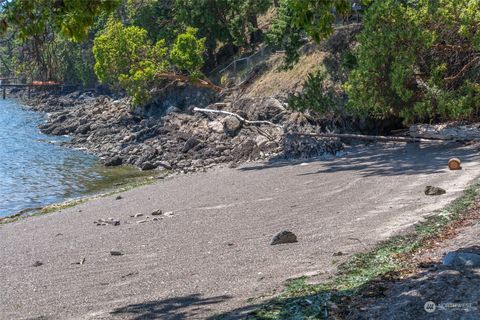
[32,261,43,267]
[130,213,143,218]
[110,251,123,256]
[164,211,174,217]
[151,210,162,216]
[115,195,123,200]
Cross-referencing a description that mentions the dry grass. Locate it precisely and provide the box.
[246,50,326,98]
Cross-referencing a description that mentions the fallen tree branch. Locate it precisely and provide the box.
[195,107,453,142]
[193,107,283,128]
[445,56,480,82]
[289,132,448,143]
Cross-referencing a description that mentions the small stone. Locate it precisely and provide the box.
[151,210,162,216]
[270,230,298,245]
[425,186,446,196]
[140,162,157,171]
[137,219,147,224]
[157,161,172,170]
[110,251,123,256]
[182,137,200,153]
[130,213,143,218]
[104,156,123,167]
[333,251,345,256]
[163,211,174,217]
[115,195,123,200]
[32,261,43,267]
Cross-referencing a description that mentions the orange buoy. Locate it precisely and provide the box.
[448,158,462,170]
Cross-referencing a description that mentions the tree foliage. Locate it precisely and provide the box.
[175,0,271,57]
[266,0,303,68]
[345,0,480,123]
[0,0,119,41]
[93,21,207,105]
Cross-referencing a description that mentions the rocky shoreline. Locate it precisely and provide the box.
[18,89,343,173]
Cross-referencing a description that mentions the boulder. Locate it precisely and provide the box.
[75,124,91,135]
[104,156,123,167]
[223,116,243,137]
[424,186,446,196]
[140,162,157,171]
[442,252,480,268]
[182,137,200,153]
[270,230,298,245]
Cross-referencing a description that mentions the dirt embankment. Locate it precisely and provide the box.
[23,91,343,173]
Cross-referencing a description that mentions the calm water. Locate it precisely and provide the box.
[0,99,142,217]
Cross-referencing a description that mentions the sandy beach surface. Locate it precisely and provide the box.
[1,142,480,320]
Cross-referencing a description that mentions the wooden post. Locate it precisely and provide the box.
[28,86,31,99]
[2,87,5,99]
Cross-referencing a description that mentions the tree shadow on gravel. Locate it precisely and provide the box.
[240,142,478,178]
[346,245,480,320]
[110,293,232,320]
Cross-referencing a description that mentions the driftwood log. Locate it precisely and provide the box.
[289,132,445,143]
[193,108,453,143]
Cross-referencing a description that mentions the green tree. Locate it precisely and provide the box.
[93,20,168,104]
[266,0,303,68]
[174,0,271,62]
[170,27,206,78]
[0,0,119,41]
[345,0,480,123]
[93,21,214,105]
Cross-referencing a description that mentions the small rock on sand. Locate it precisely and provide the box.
[32,261,43,267]
[130,213,143,218]
[424,186,446,196]
[115,195,123,200]
[151,210,162,216]
[163,211,174,217]
[110,251,123,256]
[270,230,298,245]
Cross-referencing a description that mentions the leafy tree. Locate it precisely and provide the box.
[170,27,206,78]
[345,0,480,123]
[266,0,304,68]
[93,21,213,105]
[0,0,119,41]
[93,20,168,104]
[174,0,271,62]
[287,0,350,42]
[268,0,353,68]
[126,0,178,42]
